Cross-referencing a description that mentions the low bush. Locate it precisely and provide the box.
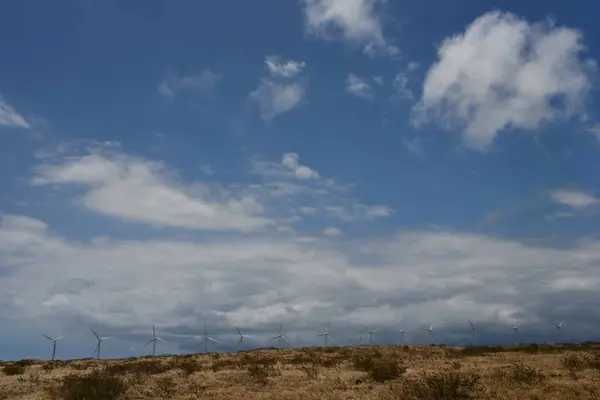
[2,364,26,376]
[507,362,544,385]
[401,370,481,399]
[52,370,126,400]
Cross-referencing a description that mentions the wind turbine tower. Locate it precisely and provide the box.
[272,323,290,348]
[317,325,336,347]
[42,334,62,362]
[144,325,167,356]
[196,326,219,354]
[396,329,406,345]
[468,320,477,345]
[512,318,520,346]
[91,328,112,360]
[424,325,434,345]
[235,327,253,351]
[363,324,380,345]
[552,320,564,344]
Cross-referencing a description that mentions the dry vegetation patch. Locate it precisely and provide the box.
[0,344,599,399]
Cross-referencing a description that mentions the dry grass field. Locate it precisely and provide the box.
[1,343,600,399]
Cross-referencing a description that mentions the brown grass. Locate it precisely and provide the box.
[0,344,599,399]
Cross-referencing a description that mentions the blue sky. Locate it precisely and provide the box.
[1,0,600,360]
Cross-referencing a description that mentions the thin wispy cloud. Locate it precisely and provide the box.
[158,69,221,100]
[0,96,30,129]
[249,56,308,121]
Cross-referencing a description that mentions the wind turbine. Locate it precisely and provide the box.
[42,334,62,361]
[91,328,112,360]
[317,325,336,347]
[512,318,520,346]
[196,326,218,354]
[395,329,407,345]
[144,325,167,356]
[363,324,380,345]
[424,325,434,345]
[468,320,477,345]
[235,326,253,351]
[272,323,290,348]
[552,320,564,344]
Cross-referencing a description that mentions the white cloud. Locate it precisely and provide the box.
[407,61,420,71]
[249,80,305,121]
[588,124,600,141]
[373,76,384,86]
[265,56,306,78]
[403,136,423,155]
[346,73,374,100]
[299,206,317,215]
[393,72,413,100]
[32,149,272,232]
[301,0,398,57]
[326,204,392,220]
[0,97,30,129]
[282,153,320,180]
[550,189,598,209]
[158,69,221,99]
[199,164,215,176]
[323,227,342,236]
[249,56,308,121]
[2,214,600,350]
[413,11,595,151]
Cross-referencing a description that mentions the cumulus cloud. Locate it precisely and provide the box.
[323,227,342,236]
[346,73,375,100]
[32,149,271,232]
[301,0,398,56]
[2,213,600,352]
[550,189,598,209]
[413,11,595,151]
[0,96,30,129]
[249,56,308,121]
[265,56,306,78]
[281,153,320,180]
[158,69,221,99]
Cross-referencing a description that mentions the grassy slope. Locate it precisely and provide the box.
[1,343,600,399]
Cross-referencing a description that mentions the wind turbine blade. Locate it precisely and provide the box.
[329,336,337,345]
[153,324,156,337]
[208,337,219,343]
[235,326,242,336]
[144,339,154,347]
[272,335,279,341]
[155,337,167,343]
[42,334,53,341]
[55,336,63,341]
[372,328,380,332]
[101,337,112,340]
[244,335,254,338]
[282,336,290,344]
[91,328,100,340]
[317,333,325,337]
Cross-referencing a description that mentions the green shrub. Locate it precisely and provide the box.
[402,370,480,399]
[247,363,279,385]
[53,370,126,400]
[2,364,26,375]
[368,359,405,383]
[507,362,544,385]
